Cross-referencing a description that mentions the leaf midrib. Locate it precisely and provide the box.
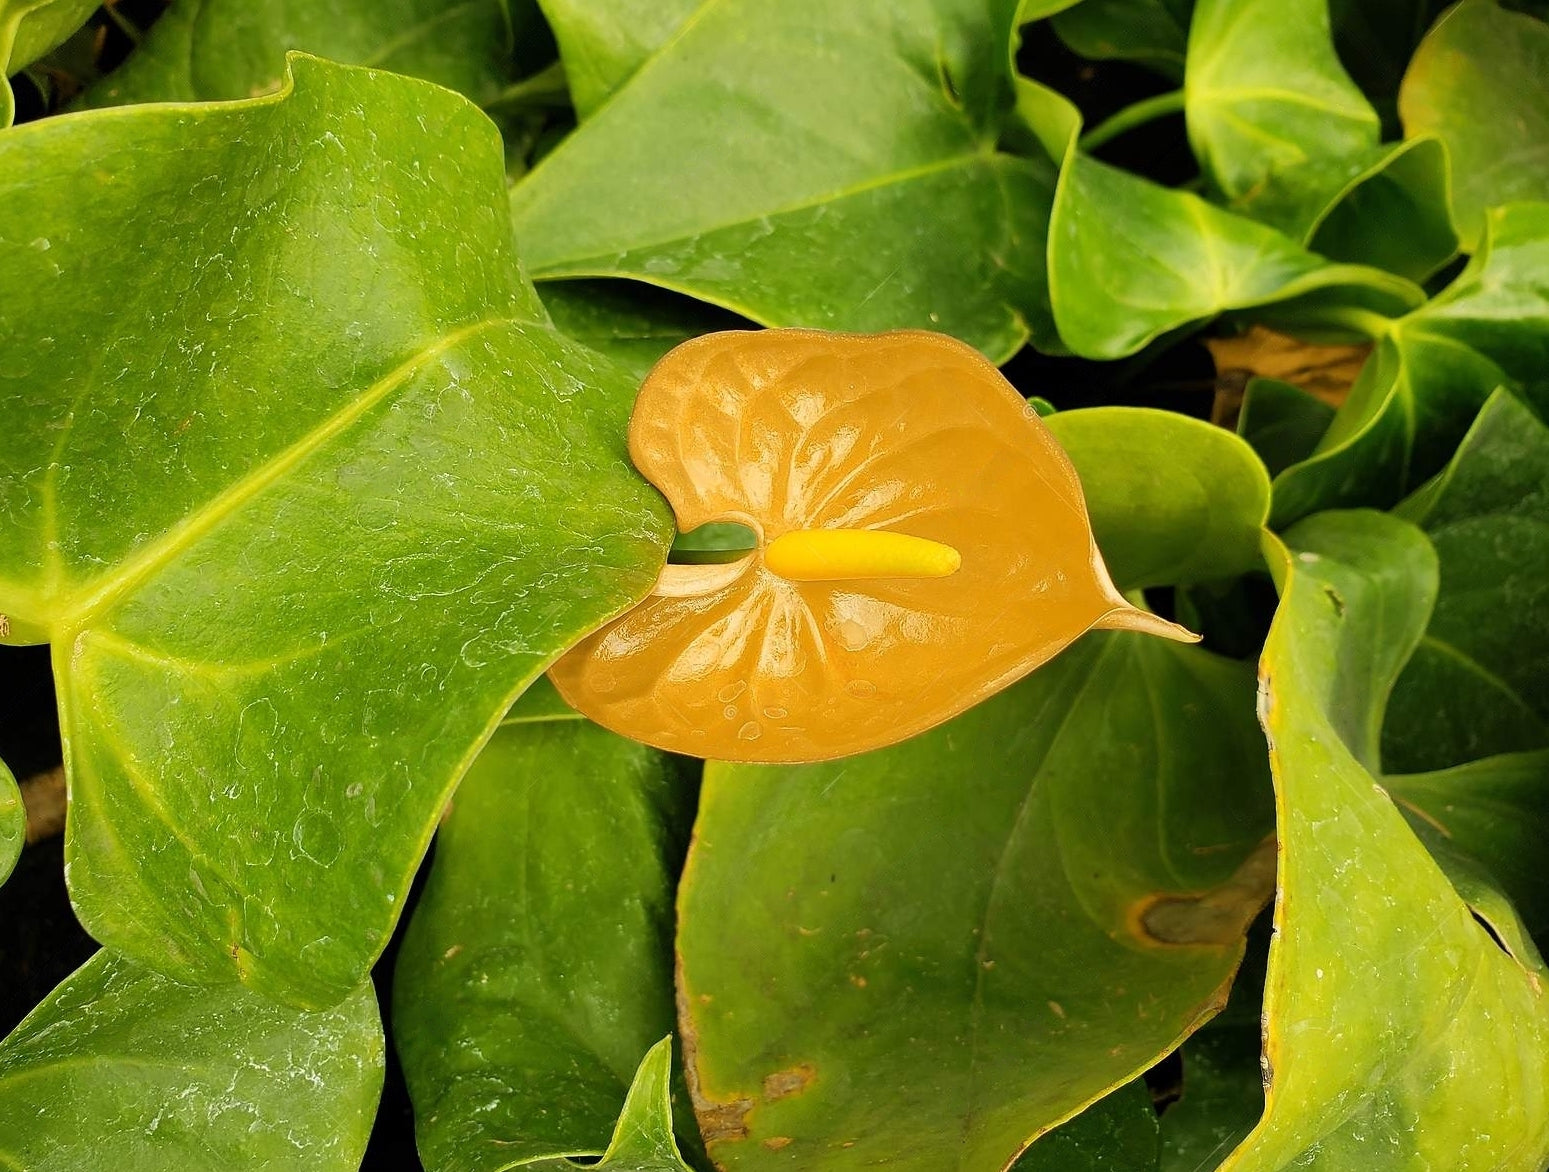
[52,316,509,634]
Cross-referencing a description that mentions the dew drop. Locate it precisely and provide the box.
[738,721,763,741]
[763,706,789,719]
[718,681,747,702]
[838,620,868,650]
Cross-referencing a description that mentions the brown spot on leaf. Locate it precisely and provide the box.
[763,1137,793,1151]
[1135,837,1278,946]
[762,1064,816,1102]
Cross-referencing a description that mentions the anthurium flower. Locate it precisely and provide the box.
[549,329,1194,762]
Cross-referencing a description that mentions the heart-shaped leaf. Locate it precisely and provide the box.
[551,331,1193,764]
[1186,0,1377,200]
[1400,0,1549,250]
[1230,510,1549,1168]
[1379,390,1549,772]
[1013,76,1423,359]
[511,0,1055,362]
[394,715,694,1170]
[1271,202,1549,525]
[0,756,20,886]
[82,0,539,108]
[0,54,672,1006]
[0,949,383,1170]
[677,628,1273,1169]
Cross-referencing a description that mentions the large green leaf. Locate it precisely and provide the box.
[1379,391,1549,772]
[1046,407,1271,589]
[0,55,672,1006]
[0,949,383,1169]
[539,280,748,381]
[1387,750,1549,946]
[1014,77,1422,359]
[1271,202,1549,524]
[1400,0,1549,250]
[1228,510,1549,1169]
[511,0,1055,363]
[534,0,698,117]
[1049,0,1193,77]
[0,755,20,885]
[678,629,1274,1169]
[83,0,540,108]
[394,716,694,1171]
[1185,0,1377,201]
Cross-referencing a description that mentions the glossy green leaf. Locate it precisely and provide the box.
[591,1038,695,1172]
[1186,0,1377,201]
[83,0,540,109]
[0,755,20,886]
[534,0,698,118]
[1387,750,1549,945]
[0,949,383,1170]
[540,280,749,381]
[1229,511,1549,1169]
[511,0,1055,363]
[394,717,693,1171]
[678,628,1274,1169]
[1051,0,1193,77]
[1016,77,1422,359]
[1013,1080,1160,1171]
[1380,390,1549,772]
[0,55,673,1006]
[1230,137,1457,283]
[1271,202,1549,524]
[1237,378,1336,478]
[1400,0,1549,250]
[1046,407,1271,590]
